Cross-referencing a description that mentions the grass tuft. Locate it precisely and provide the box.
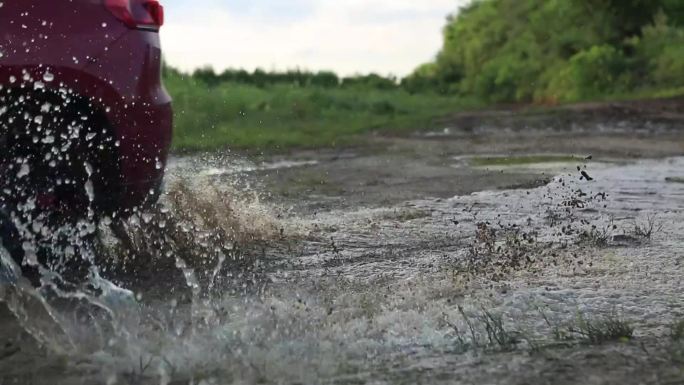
[454,306,519,352]
[631,214,663,240]
[569,313,634,344]
[671,319,684,341]
[479,308,518,351]
[577,223,614,247]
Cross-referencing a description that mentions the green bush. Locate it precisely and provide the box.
[567,45,631,99]
[635,13,684,87]
[410,0,684,103]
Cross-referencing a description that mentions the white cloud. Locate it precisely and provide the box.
[161,0,467,76]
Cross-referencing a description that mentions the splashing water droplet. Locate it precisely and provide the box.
[85,180,94,203]
[83,161,93,177]
[17,163,30,178]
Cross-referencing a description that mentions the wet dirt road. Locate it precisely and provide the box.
[1,108,684,384]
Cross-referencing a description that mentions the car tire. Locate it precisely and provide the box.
[0,87,115,286]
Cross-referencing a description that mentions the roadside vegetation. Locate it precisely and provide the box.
[166,67,478,151]
[446,305,635,354]
[406,0,684,103]
[167,0,684,152]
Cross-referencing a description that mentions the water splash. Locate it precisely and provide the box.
[1,157,683,384]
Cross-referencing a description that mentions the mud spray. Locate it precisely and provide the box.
[1,155,684,384]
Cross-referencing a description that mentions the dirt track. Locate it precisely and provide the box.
[1,99,684,384]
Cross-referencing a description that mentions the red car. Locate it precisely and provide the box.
[0,0,171,275]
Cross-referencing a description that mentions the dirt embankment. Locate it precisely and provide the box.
[434,96,684,133]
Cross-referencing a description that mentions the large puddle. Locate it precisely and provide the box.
[1,155,683,384]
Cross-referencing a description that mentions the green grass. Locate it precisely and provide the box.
[570,313,634,345]
[167,73,480,152]
[469,155,581,167]
[165,68,684,153]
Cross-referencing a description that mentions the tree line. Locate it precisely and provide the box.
[165,0,684,103]
[164,66,400,90]
[404,0,684,102]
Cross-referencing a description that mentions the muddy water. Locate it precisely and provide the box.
[1,142,684,384]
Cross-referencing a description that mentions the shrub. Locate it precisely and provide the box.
[567,45,631,99]
[635,13,684,87]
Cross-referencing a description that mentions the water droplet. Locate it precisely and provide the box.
[85,180,94,203]
[17,163,30,178]
[34,115,43,124]
[101,22,108,28]
[43,71,54,82]
[34,81,45,90]
[155,158,162,170]
[83,161,93,176]
[9,75,16,83]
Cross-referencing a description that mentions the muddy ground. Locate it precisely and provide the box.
[1,99,684,384]
[254,98,684,212]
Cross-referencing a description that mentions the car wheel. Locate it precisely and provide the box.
[0,88,116,286]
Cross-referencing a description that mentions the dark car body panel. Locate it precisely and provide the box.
[0,0,172,211]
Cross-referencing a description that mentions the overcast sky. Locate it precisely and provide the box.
[161,0,468,77]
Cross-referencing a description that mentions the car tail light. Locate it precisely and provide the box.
[105,0,164,31]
